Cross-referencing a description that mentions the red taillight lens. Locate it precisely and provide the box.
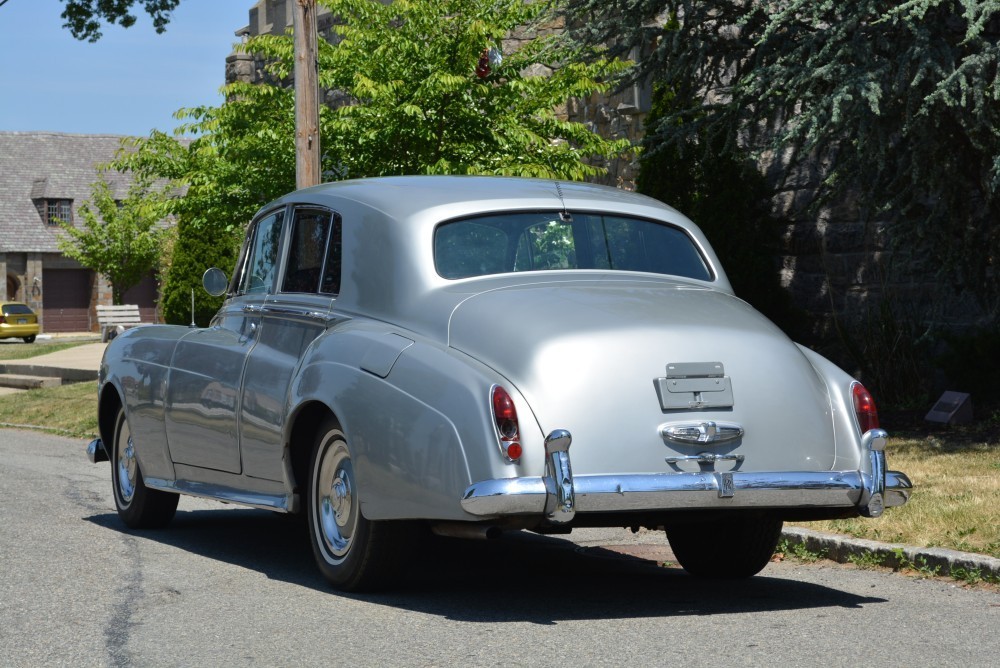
[491,386,521,461]
[852,383,880,433]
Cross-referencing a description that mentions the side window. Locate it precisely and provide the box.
[282,209,333,293]
[434,222,508,279]
[319,214,343,295]
[239,210,285,295]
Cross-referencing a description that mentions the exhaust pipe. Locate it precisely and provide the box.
[430,522,502,540]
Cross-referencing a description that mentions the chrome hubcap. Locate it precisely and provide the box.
[117,425,137,504]
[315,436,357,562]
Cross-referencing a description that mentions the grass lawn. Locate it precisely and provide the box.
[0,381,98,438]
[792,419,1000,559]
[2,383,998,559]
[0,338,97,361]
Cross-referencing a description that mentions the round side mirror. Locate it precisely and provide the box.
[202,267,229,297]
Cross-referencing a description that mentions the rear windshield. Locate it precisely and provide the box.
[1,304,33,316]
[434,211,712,281]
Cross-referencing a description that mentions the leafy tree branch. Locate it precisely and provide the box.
[57,173,172,304]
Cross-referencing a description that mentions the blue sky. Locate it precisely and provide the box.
[0,0,251,136]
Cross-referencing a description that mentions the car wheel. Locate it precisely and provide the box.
[307,417,411,591]
[111,407,178,529]
[665,513,783,578]
[22,335,35,343]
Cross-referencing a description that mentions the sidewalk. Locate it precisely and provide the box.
[0,341,106,370]
[0,337,107,394]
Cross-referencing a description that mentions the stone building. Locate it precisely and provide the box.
[0,132,159,333]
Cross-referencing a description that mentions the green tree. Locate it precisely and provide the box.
[111,87,296,322]
[564,0,1000,318]
[57,173,171,304]
[244,0,632,180]
[113,0,634,290]
[60,0,181,42]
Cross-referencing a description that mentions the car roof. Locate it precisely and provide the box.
[250,176,731,340]
[269,175,682,224]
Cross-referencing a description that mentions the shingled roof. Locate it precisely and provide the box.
[0,132,136,254]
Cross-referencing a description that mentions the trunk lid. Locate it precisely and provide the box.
[448,279,837,475]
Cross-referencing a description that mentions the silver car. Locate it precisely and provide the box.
[87,176,911,591]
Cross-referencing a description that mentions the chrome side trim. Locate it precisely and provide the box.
[144,478,298,513]
[461,470,868,517]
[86,438,109,464]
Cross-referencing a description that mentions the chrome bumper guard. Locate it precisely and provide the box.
[86,438,108,464]
[461,428,912,521]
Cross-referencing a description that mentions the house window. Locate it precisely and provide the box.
[45,199,72,226]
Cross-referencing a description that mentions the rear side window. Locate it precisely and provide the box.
[434,212,712,281]
[280,208,343,295]
[1,304,33,316]
[283,210,328,293]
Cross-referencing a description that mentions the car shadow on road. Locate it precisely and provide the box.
[85,506,887,624]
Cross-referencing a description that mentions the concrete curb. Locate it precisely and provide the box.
[0,363,97,382]
[781,527,1000,581]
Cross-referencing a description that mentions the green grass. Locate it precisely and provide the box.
[0,381,99,438]
[0,338,97,361]
[791,416,1000,559]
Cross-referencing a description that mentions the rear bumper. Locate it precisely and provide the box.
[461,429,912,522]
[462,469,912,516]
[0,323,40,338]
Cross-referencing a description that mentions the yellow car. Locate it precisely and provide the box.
[0,302,40,343]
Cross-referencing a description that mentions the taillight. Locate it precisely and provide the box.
[491,385,522,461]
[852,383,880,433]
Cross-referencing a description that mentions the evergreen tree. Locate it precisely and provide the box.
[636,83,803,336]
[564,0,1000,319]
[161,214,237,326]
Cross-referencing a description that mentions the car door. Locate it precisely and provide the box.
[164,208,285,474]
[239,206,344,481]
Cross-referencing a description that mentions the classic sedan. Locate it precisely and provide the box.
[87,176,911,591]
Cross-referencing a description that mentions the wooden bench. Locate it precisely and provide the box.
[96,304,143,342]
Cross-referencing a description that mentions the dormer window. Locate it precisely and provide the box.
[45,199,72,226]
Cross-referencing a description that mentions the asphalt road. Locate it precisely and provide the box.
[2,430,998,667]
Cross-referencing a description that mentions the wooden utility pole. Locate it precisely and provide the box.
[293,0,321,189]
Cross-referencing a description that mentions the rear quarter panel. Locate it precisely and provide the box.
[289,320,541,521]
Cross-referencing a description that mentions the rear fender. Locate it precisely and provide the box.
[287,325,541,521]
[795,345,865,471]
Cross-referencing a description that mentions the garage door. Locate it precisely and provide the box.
[42,269,93,332]
[123,274,159,323]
